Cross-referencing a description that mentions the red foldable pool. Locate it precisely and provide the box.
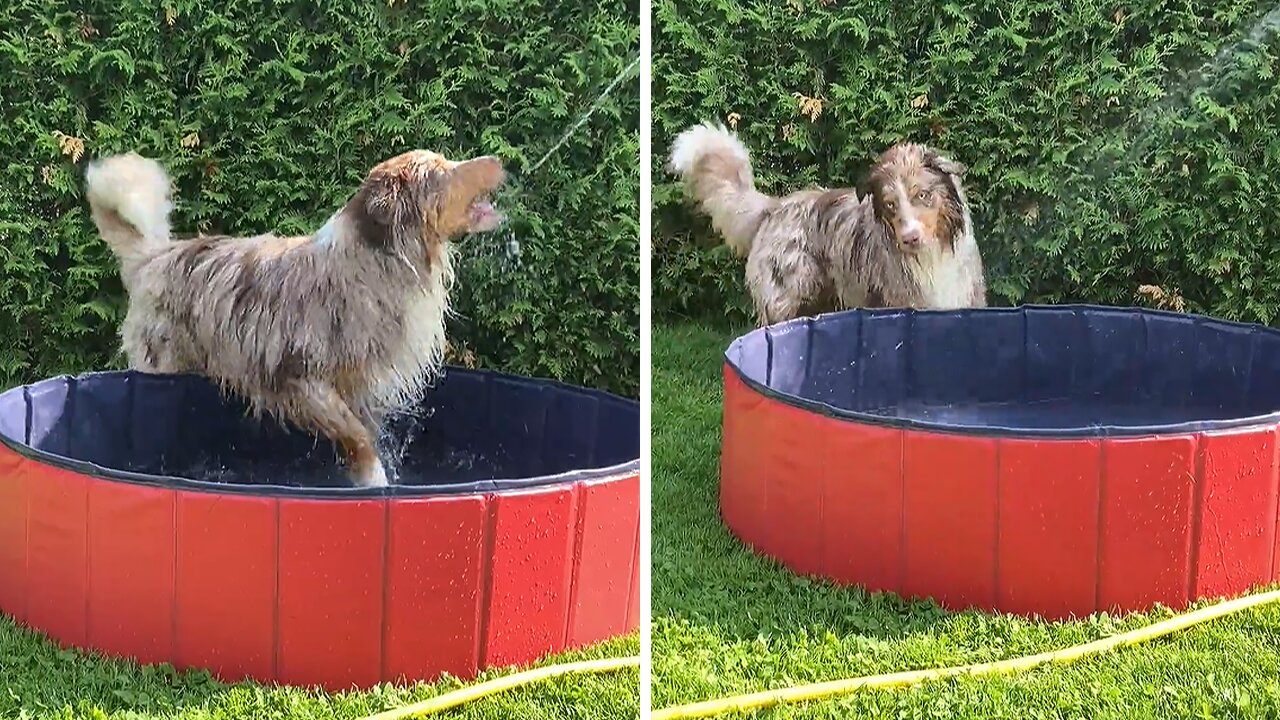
[0,368,639,691]
[720,306,1280,619]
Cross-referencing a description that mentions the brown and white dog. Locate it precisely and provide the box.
[85,149,506,487]
[668,122,986,324]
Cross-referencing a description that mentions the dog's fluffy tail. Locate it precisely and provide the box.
[667,122,774,256]
[85,153,173,282]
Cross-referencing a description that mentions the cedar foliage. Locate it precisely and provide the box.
[654,0,1280,326]
[0,0,639,395]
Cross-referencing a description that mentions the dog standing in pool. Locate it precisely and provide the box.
[668,122,987,324]
[84,149,506,488]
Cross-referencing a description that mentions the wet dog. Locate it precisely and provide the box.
[85,149,505,487]
[668,122,986,324]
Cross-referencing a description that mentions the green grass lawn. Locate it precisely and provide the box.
[0,618,638,719]
[652,321,1280,719]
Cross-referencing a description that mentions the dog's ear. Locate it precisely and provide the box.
[923,148,966,178]
[360,163,418,228]
[348,157,440,250]
[856,165,879,199]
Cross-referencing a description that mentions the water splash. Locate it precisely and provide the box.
[527,52,641,175]
[1005,6,1280,254]
[376,405,434,482]
[454,51,637,299]
[1115,4,1280,169]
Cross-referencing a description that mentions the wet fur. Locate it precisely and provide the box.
[668,122,987,324]
[85,150,505,487]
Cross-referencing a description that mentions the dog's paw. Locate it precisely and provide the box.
[354,459,390,489]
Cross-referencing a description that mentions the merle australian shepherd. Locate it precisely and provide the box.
[85,150,506,488]
[668,122,987,324]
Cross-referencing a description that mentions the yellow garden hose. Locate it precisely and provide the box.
[652,588,1280,719]
[357,655,640,720]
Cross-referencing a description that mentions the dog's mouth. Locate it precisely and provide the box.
[467,193,503,232]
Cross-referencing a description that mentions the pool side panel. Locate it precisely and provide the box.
[25,465,89,648]
[174,490,278,682]
[627,503,641,632]
[901,431,998,611]
[763,402,826,577]
[384,495,487,683]
[1098,435,1197,612]
[483,486,577,667]
[0,445,28,623]
[568,473,642,647]
[821,420,903,592]
[277,498,386,691]
[1192,427,1280,600]
[86,481,176,666]
[719,368,768,554]
[996,438,1101,619]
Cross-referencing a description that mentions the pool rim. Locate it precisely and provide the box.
[0,366,639,499]
[727,303,1280,439]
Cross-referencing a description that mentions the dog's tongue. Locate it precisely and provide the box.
[469,199,500,225]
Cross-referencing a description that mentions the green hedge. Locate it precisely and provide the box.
[654,0,1280,327]
[0,0,638,396]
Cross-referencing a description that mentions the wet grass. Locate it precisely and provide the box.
[0,617,638,719]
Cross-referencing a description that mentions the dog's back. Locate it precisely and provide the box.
[669,124,986,322]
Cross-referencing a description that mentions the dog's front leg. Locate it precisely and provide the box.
[284,379,388,488]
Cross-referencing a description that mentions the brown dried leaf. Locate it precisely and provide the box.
[52,131,85,162]
[180,132,200,149]
[164,6,177,26]
[78,15,98,39]
[781,123,798,141]
[726,112,741,130]
[444,339,479,369]
[793,92,824,122]
[910,93,929,109]
[1136,284,1186,312]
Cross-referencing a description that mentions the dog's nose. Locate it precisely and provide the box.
[900,229,922,247]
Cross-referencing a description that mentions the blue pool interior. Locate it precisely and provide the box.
[726,306,1280,436]
[0,368,639,490]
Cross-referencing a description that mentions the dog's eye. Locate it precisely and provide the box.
[916,190,930,202]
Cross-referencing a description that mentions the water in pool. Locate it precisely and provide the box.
[868,396,1251,430]
[128,406,506,489]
